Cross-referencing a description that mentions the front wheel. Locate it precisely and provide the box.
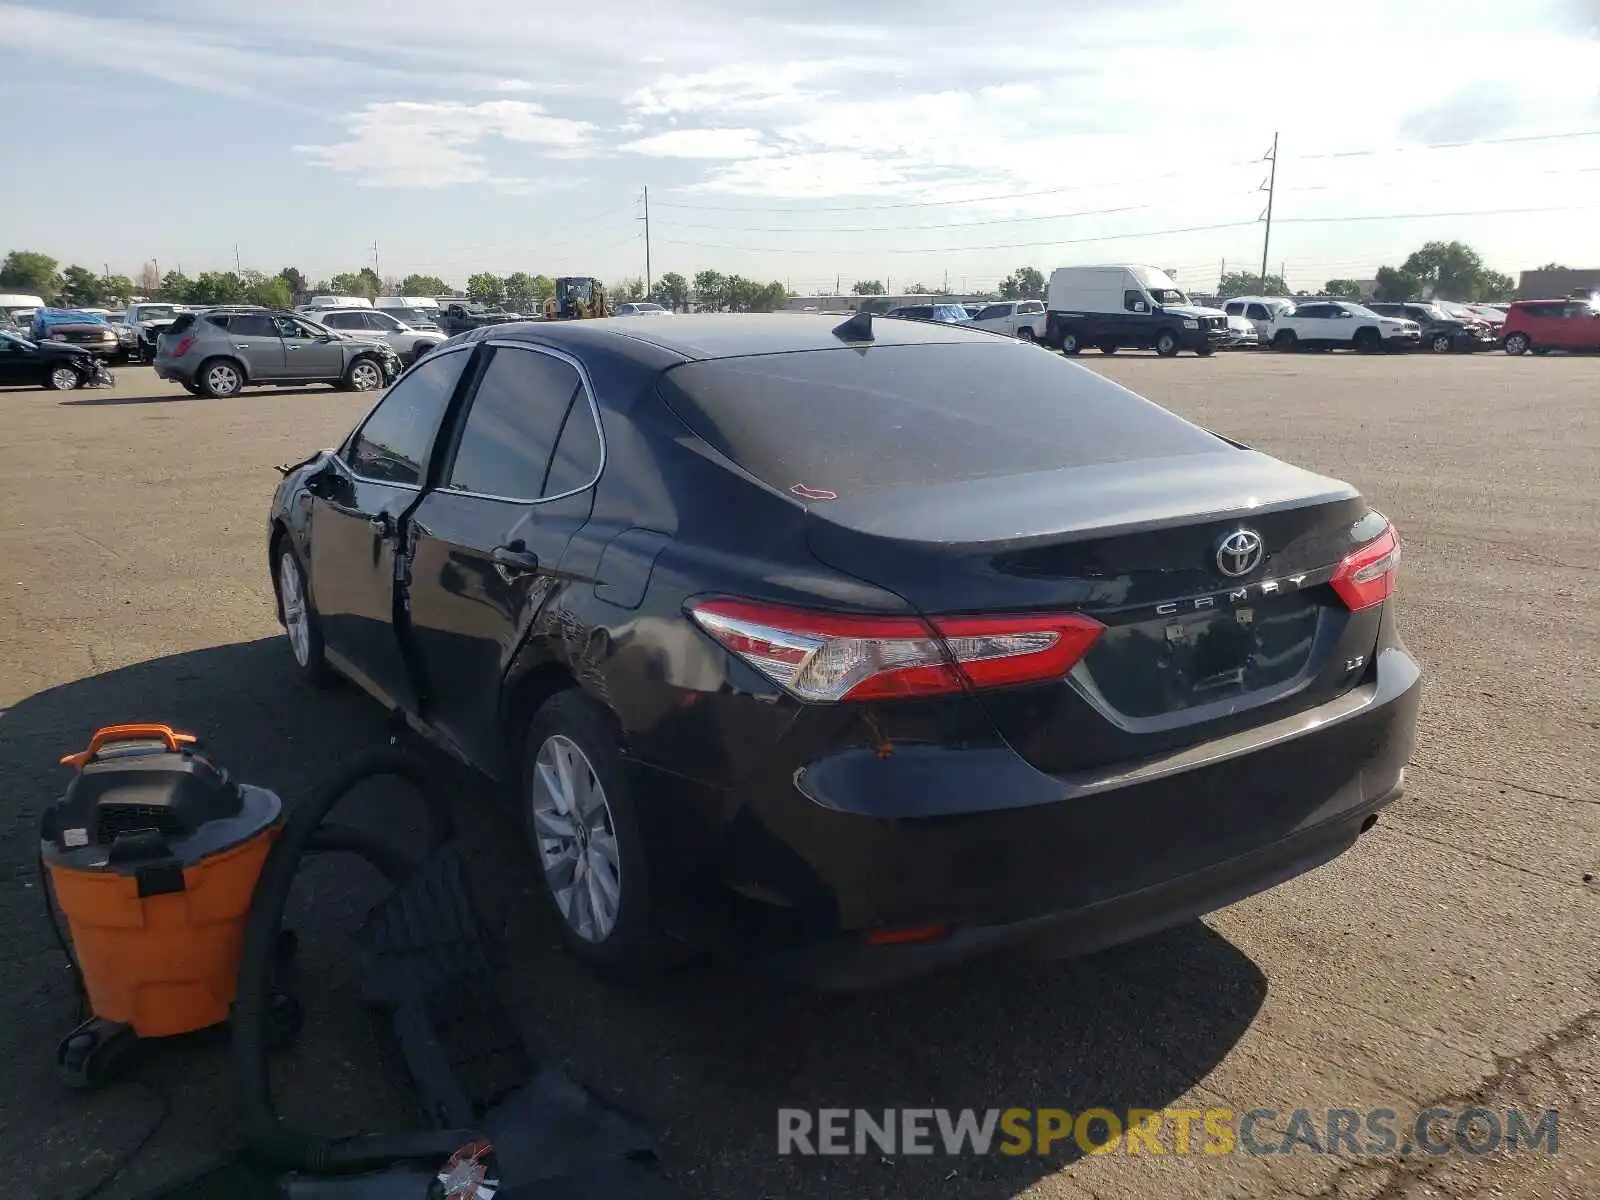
[1272,329,1297,351]
[1196,343,1215,357]
[523,691,659,974]
[1098,341,1118,355]
[1154,329,1180,357]
[1430,333,1454,354]
[342,356,385,392]
[1503,332,1530,356]
[274,544,330,685]
[44,364,82,391]
[1353,328,1382,354]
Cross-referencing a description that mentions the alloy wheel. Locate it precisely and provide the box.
[277,551,310,667]
[207,363,241,396]
[350,361,383,391]
[530,734,623,943]
[50,366,80,390]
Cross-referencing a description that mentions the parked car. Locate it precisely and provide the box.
[1366,302,1495,353]
[1221,296,1294,344]
[0,329,106,389]
[962,304,983,319]
[300,295,373,311]
[310,307,443,364]
[154,308,400,397]
[376,296,444,327]
[266,313,1420,986]
[1457,302,1506,329]
[439,302,527,336]
[29,308,120,358]
[118,302,190,363]
[1499,298,1600,355]
[1046,265,1228,357]
[615,302,672,317]
[1224,313,1260,348]
[1269,301,1420,352]
[967,299,1047,340]
[883,303,971,323]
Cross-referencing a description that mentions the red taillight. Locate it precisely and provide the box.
[686,598,1104,703]
[172,335,195,357]
[1330,524,1401,611]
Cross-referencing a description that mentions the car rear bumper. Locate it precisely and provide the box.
[689,642,1420,988]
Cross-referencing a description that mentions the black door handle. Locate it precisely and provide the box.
[491,544,540,573]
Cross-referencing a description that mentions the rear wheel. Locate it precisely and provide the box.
[44,364,82,391]
[1272,329,1298,351]
[1015,327,1035,342]
[198,358,244,398]
[1098,341,1118,355]
[523,691,659,974]
[1503,332,1530,356]
[1058,329,1081,355]
[1154,329,1180,357]
[1196,343,1215,357]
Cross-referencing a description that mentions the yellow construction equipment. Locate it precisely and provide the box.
[543,277,610,320]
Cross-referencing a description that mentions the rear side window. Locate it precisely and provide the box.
[228,313,278,338]
[659,342,1225,496]
[445,346,581,498]
[322,312,362,330]
[1520,302,1563,317]
[542,394,603,497]
[347,349,469,485]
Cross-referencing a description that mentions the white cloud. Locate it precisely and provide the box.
[620,128,774,159]
[295,100,596,189]
[625,62,841,115]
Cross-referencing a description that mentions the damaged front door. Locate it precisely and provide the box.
[308,347,477,714]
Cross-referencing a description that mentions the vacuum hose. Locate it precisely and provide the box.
[232,748,478,1172]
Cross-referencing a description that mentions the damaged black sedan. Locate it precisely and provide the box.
[267,314,1420,987]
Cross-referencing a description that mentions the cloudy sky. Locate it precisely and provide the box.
[2,0,1597,294]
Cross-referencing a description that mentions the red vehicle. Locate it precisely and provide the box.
[1500,297,1600,355]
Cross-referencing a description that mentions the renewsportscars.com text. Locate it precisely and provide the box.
[777,1107,1559,1158]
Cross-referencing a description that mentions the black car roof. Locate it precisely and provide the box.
[480,312,999,363]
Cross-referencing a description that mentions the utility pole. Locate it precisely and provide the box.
[1258,132,1278,291]
[639,186,652,295]
[234,244,242,274]
[373,240,381,281]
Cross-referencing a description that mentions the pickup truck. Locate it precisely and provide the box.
[438,303,529,336]
[966,299,1046,341]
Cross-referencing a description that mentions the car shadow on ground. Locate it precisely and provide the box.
[60,388,332,407]
[0,639,1267,1199]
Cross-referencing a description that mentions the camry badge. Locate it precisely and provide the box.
[1215,529,1264,578]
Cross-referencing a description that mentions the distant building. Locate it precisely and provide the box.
[1516,267,1600,300]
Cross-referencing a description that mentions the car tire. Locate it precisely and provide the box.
[1503,332,1530,356]
[197,357,245,398]
[1154,329,1180,357]
[1353,328,1382,354]
[522,692,662,976]
[1430,333,1454,354]
[1098,341,1118,355]
[1196,343,1215,357]
[1058,329,1081,355]
[1272,329,1297,351]
[273,541,331,686]
[342,355,385,392]
[1015,327,1036,342]
[44,364,83,391]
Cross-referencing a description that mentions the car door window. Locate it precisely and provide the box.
[1123,290,1148,312]
[273,314,317,340]
[322,313,360,330]
[346,349,470,486]
[1224,302,1243,316]
[227,313,278,338]
[542,388,604,498]
[1246,304,1269,321]
[975,304,1009,321]
[364,311,400,332]
[1018,301,1044,314]
[445,346,584,499]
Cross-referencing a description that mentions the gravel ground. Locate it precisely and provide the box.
[0,351,1594,1199]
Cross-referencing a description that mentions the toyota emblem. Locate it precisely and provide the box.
[1215,528,1264,577]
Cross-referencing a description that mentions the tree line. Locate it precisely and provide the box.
[1215,241,1520,303]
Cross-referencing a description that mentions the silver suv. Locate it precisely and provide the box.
[309,307,442,364]
[154,308,400,397]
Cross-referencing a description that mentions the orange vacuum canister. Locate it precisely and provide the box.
[41,724,283,1087]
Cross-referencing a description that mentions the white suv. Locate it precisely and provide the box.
[1222,296,1293,344]
[1270,301,1421,353]
[967,299,1046,340]
[311,308,442,364]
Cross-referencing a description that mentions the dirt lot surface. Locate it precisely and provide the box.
[1,353,1594,1199]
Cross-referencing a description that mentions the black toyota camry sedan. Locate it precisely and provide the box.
[267,314,1420,987]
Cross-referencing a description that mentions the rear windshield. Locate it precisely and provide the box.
[658,342,1225,495]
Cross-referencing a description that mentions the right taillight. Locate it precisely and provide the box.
[1331,524,1400,611]
[687,598,1104,703]
[172,335,194,357]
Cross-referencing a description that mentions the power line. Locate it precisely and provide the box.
[653,202,1152,234]
[1276,202,1600,225]
[1291,127,1600,161]
[655,219,1260,256]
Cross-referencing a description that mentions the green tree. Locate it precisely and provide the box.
[750,280,790,312]
[159,270,194,302]
[614,277,646,302]
[503,271,538,312]
[466,273,506,306]
[1535,262,1567,271]
[329,269,381,300]
[277,267,307,299]
[1217,270,1289,298]
[100,275,134,305]
[243,271,293,309]
[998,266,1046,300]
[904,282,934,296]
[1,250,62,299]
[1322,279,1366,300]
[58,265,105,307]
[651,271,690,311]
[189,271,247,305]
[694,270,728,311]
[1477,270,1515,302]
[1395,240,1495,301]
[1373,265,1423,301]
[136,261,162,297]
[531,274,556,303]
[850,279,885,296]
[399,274,449,295]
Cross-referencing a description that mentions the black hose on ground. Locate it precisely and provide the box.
[232,747,475,1173]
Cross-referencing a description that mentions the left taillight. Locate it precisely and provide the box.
[1330,523,1401,611]
[687,598,1104,703]
[171,335,195,357]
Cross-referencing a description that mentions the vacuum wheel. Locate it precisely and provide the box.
[56,1018,138,1090]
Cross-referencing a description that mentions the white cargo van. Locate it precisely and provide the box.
[1044,265,1228,357]
[0,293,48,323]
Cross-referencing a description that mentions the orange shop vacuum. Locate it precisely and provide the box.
[39,723,287,1088]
